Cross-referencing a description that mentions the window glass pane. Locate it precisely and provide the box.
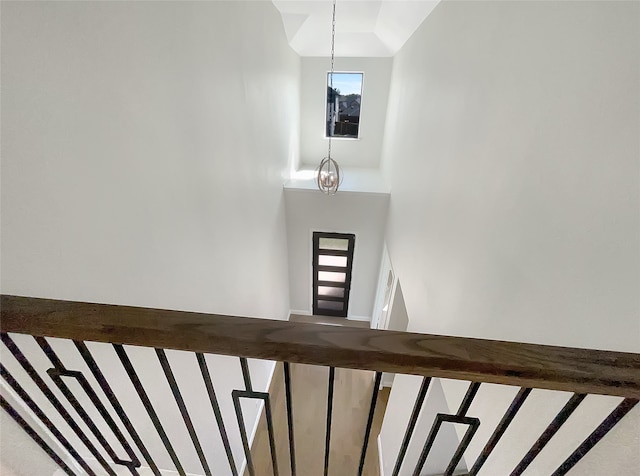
[319,255,347,267]
[318,271,346,283]
[317,300,344,311]
[326,72,363,139]
[318,286,345,298]
[319,238,349,251]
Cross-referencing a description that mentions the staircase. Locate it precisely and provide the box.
[1,295,638,475]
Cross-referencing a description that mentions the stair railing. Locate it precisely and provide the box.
[1,294,638,476]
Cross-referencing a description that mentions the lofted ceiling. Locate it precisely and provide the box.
[273,0,440,57]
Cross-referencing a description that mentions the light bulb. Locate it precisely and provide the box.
[316,157,341,194]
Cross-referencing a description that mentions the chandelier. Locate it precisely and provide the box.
[317,0,342,195]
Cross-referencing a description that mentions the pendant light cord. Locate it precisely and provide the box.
[328,0,336,160]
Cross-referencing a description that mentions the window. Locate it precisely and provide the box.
[312,232,356,317]
[325,72,363,139]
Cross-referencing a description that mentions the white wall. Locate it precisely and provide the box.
[1,0,299,319]
[1,1,299,474]
[284,188,389,319]
[300,57,392,168]
[387,281,409,332]
[380,276,407,388]
[0,402,61,476]
[379,375,466,476]
[380,0,640,352]
[379,0,639,473]
[371,244,393,330]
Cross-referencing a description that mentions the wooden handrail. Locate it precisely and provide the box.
[1,295,639,398]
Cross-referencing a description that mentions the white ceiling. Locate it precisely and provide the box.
[273,0,441,57]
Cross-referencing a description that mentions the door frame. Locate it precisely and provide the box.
[312,231,356,317]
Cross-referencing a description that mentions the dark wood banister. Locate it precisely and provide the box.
[1,294,639,398]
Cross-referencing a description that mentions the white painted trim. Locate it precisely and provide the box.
[283,184,391,197]
[323,70,365,140]
[263,360,277,394]
[56,463,205,476]
[2,380,82,475]
[307,227,315,314]
[371,244,389,329]
[381,373,395,388]
[238,406,264,476]
[290,310,370,322]
[425,471,469,476]
[248,401,265,444]
[347,315,371,322]
[289,309,312,317]
[238,361,277,476]
[377,435,385,476]
[372,244,396,331]
[380,274,399,332]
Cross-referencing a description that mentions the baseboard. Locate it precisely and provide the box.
[56,463,204,476]
[377,435,385,476]
[348,315,371,322]
[239,399,265,475]
[2,380,83,475]
[263,360,277,397]
[426,471,469,476]
[238,360,277,476]
[289,309,311,317]
[381,372,395,388]
[290,310,370,322]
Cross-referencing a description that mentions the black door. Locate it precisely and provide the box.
[312,232,355,317]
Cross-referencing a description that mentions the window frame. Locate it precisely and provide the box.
[324,71,364,140]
